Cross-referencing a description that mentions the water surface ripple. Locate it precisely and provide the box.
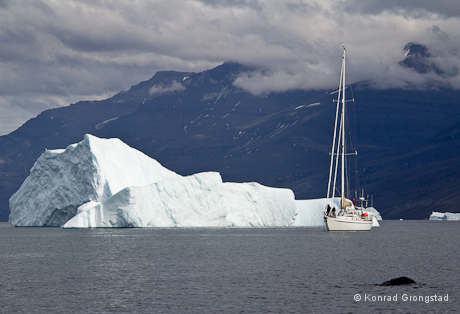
[0,221,458,313]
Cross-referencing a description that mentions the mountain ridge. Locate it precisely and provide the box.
[0,62,459,220]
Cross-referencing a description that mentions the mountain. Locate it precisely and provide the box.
[0,62,459,220]
[400,42,458,78]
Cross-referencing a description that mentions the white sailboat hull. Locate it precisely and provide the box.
[326,216,373,231]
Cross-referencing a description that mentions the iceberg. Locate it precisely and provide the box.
[9,134,382,228]
[363,207,382,221]
[63,172,296,228]
[363,206,382,227]
[293,198,340,227]
[9,134,179,226]
[429,212,460,221]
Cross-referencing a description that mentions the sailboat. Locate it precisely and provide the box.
[354,189,380,227]
[324,47,373,231]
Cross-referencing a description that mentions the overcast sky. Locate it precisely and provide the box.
[1,0,460,134]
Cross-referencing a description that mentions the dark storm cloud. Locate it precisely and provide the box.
[1,0,460,134]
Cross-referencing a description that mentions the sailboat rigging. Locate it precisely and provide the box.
[324,47,374,231]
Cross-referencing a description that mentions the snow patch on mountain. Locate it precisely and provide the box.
[149,80,185,96]
[95,117,119,130]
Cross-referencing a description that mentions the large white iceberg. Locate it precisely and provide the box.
[63,172,296,228]
[9,134,179,226]
[429,212,460,221]
[9,134,381,228]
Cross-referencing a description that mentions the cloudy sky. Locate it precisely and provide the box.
[1,0,460,134]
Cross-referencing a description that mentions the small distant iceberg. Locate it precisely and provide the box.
[429,211,460,221]
[9,135,382,228]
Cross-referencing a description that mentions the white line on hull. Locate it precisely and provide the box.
[326,216,373,231]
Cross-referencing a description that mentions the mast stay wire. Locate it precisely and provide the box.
[345,50,361,201]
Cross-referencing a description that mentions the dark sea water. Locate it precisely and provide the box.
[0,221,458,314]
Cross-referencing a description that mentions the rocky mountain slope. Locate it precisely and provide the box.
[0,62,459,220]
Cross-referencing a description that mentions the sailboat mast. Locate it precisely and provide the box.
[327,58,344,200]
[341,47,346,209]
